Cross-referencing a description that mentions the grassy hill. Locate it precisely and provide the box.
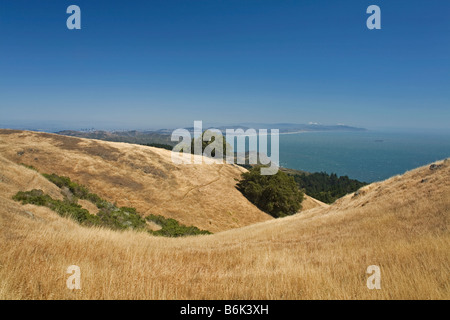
[0,129,272,233]
[0,129,448,299]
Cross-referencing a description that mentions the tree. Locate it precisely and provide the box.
[236,166,304,218]
[191,130,233,159]
[289,171,367,204]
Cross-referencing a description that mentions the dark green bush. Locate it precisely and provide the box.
[146,214,211,237]
[19,172,210,236]
[96,206,147,231]
[190,130,233,159]
[13,189,100,226]
[19,163,38,171]
[42,173,89,199]
[143,143,173,150]
[236,166,304,218]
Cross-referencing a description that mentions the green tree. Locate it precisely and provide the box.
[289,171,367,204]
[191,130,233,159]
[236,166,304,218]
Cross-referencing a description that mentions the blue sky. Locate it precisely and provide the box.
[0,0,449,131]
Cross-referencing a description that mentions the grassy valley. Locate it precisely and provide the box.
[0,129,448,299]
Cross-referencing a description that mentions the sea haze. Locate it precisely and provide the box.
[278,131,450,183]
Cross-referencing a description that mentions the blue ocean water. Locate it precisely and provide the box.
[277,131,450,183]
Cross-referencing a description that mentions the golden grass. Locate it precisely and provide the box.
[300,195,329,211]
[0,130,449,299]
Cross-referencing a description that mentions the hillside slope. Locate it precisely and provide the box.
[0,129,272,232]
[0,130,448,299]
[300,194,329,211]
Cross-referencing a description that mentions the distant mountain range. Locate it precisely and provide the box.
[155,123,366,135]
[235,123,366,133]
[57,123,366,146]
[57,130,176,145]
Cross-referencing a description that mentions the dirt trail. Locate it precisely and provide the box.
[182,165,224,200]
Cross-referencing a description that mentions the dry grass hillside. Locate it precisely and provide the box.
[0,129,448,299]
[0,129,272,233]
[300,195,329,211]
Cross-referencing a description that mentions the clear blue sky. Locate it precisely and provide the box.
[0,0,449,131]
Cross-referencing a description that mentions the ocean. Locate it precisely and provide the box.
[277,131,450,183]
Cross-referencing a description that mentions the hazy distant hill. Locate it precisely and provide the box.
[236,123,367,133]
[57,130,176,146]
[57,123,366,146]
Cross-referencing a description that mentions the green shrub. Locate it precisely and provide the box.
[42,173,90,199]
[13,189,100,226]
[236,166,304,218]
[42,173,113,209]
[40,173,147,230]
[13,189,51,206]
[146,214,211,237]
[22,172,208,236]
[190,130,233,159]
[96,206,147,231]
[143,143,173,150]
[19,163,38,171]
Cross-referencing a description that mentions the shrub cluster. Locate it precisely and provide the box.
[190,130,233,159]
[290,172,367,204]
[236,166,304,218]
[19,163,38,171]
[15,174,148,231]
[13,189,99,226]
[42,173,90,198]
[143,143,173,150]
[13,172,211,236]
[146,214,211,237]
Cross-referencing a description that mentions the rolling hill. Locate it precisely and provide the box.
[0,129,448,299]
[0,129,273,233]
